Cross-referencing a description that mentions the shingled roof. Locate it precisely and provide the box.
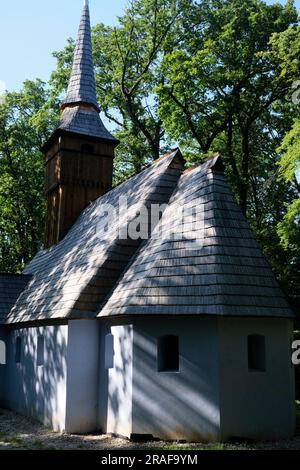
[0,274,32,323]
[5,150,294,324]
[6,150,184,324]
[62,0,99,111]
[98,155,294,318]
[57,106,116,142]
[43,0,117,150]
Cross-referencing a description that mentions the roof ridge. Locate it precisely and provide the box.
[182,153,221,176]
[150,147,182,165]
[86,148,183,207]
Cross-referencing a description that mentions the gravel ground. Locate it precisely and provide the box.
[0,407,300,450]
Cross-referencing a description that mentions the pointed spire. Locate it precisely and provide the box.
[62,0,99,111]
[55,1,118,144]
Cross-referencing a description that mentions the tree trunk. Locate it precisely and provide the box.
[151,122,163,160]
[240,128,250,216]
[227,114,240,179]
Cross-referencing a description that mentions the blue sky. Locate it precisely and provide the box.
[0,0,299,93]
[0,0,126,93]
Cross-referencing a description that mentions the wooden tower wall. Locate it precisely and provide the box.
[44,135,115,248]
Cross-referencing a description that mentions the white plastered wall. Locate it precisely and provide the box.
[98,321,133,437]
[218,317,295,440]
[5,324,68,432]
[131,317,221,442]
[65,319,100,433]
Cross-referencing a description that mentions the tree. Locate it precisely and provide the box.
[277,120,300,255]
[158,0,299,214]
[0,80,58,272]
[50,0,192,178]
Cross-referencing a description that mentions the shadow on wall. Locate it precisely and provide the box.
[5,325,67,431]
[0,328,8,404]
[102,318,220,442]
[106,325,133,438]
[132,321,220,442]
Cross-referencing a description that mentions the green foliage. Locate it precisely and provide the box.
[0,80,58,272]
[113,127,152,185]
[158,0,299,212]
[276,119,300,310]
[51,1,190,163]
[278,199,300,254]
[275,115,300,309]
[278,119,300,183]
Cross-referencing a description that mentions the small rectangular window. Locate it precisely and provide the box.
[248,335,266,372]
[15,337,21,364]
[158,335,179,372]
[105,334,114,369]
[37,335,44,366]
[0,340,6,365]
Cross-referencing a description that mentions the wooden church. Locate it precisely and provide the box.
[0,0,296,441]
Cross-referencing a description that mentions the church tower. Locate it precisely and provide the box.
[42,0,118,248]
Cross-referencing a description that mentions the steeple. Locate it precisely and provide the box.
[42,0,119,248]
[62,0,99,112]
[57,0,117,143]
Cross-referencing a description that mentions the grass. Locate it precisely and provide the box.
[161,443,238,451]
[32,439,44,449]
[6,437,24,445]
[0,429,24,446]
[154,440,257,451]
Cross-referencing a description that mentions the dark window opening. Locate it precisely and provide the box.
[81,144,94,154]
[105,334,114,369]
[37,335,45,366]
[157,335,179,372]
[248,335,266,372]
[15,337,22,364]
[0,340,6,365]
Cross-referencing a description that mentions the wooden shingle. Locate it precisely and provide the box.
[6,150,184,323]
[99,158,294,319]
